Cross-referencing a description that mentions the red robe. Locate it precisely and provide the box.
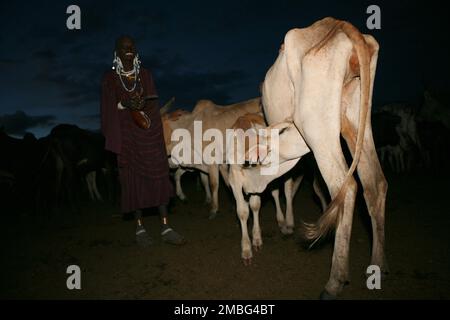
[100,68,174,213]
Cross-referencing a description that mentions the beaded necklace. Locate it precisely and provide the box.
[113,52,141,92]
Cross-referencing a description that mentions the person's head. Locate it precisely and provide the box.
[115,35,137,65]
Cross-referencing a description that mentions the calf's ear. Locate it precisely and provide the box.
[245,144,269,165]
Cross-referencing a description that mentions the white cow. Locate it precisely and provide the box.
[242,17,386,299]
[227,113,327,265]
[161,109,213,205]
[162,98,261,218]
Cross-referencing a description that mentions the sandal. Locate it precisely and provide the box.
[161,227,186,245]
[136,226,153,247]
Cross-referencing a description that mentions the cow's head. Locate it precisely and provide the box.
[244,121,303,163]
[228,120,310,194]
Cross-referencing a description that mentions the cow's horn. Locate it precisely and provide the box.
[160,97,175,114]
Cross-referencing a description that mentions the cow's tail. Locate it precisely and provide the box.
[302,21,371,247]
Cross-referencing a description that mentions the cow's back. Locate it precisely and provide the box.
[191,97,261,132]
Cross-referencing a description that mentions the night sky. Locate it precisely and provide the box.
[0,0,448,137]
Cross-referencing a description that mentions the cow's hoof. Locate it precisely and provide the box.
[253,243,263,252]
[281,225,294,235]
[208,212,218,220]
[319,290,337,300]
[242,249,253,265]
[242,257,252,266]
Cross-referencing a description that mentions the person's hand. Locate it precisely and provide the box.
[122,93,145,111]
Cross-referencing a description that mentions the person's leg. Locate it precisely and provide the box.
[158,204,169,227]
[136,209,143,226]
[158,204,186,245]
[135,209,153,247]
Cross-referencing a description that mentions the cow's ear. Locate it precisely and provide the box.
[245,144,269,165]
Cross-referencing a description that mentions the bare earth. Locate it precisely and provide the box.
[1,170,449,300]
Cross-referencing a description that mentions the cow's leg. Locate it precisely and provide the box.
[200,172,212,204]
[230,178,252,263]
[312,174,328,212]
[85,171,95,201]
[271,188,285,228]
[292,174,303,195]
[238,201,251,264]
[392,146,403,173]
[92,171,103,201]
[388,149,396,173]
[296,101,356,297]
[249,195,262,251]
[175,168,187,201]
[282,177,302,235]
[341,118,389,276]
[299,111,357,297]
[307,140,357,297]
[399,148,406,173]
[381,148,387,169]
[291,33,361,298]
[342,59,388,274]
[208,165,220,219]
[218,164,230,188]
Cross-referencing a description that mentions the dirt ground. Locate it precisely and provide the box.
[1,170,449,300]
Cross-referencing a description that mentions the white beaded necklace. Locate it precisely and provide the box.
[118,69,138,92]
[113,52,141,92]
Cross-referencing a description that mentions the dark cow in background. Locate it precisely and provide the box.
[0,124,119,216]
[49,124,118,205]
[0,129,67,215]
[372,103,422,173]
[370,91,450,174]
[372,111,402,172]
[417,90,450,172]
[421,90,450,129]
[417,121,450,172]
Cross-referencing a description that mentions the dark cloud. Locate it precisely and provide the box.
[0,110,55,135]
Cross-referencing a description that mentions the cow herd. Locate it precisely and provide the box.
[1,17,450,298]
[0,124,118,215]
[372,93,450,173]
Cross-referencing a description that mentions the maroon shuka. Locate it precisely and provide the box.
[100,67,174,213]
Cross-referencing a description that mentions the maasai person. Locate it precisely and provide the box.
[101,35,185,247]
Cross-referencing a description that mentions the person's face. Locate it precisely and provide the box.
[116,37,136,64]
